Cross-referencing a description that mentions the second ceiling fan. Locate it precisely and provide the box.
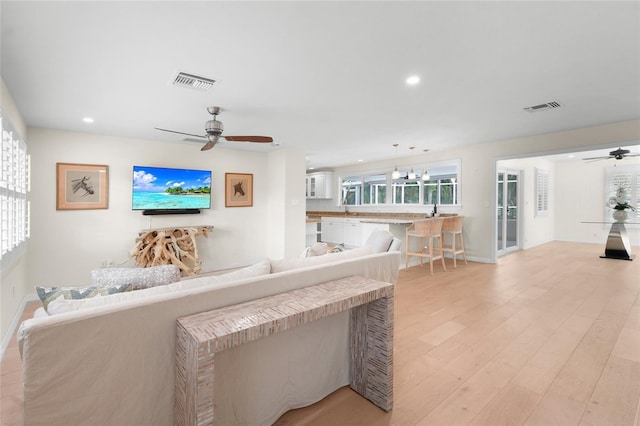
[155,106,273,151]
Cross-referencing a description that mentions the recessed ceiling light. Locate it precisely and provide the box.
[406,75,420,86]
[83,117,94,123]
[357,159,363,162]
[568,154,575,158]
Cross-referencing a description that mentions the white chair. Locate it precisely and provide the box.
[405,218,446,274]
[441,216,467,268]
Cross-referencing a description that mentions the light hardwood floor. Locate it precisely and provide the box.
[2,242,639,426]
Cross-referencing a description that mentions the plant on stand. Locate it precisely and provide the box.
[608,185,635,222]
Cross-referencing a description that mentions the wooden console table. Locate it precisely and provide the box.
[175,275,394,426]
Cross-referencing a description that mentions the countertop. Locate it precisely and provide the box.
[306,211,459,225]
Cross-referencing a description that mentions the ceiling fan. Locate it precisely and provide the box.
[583,147,640,162]
[155,106,273,151]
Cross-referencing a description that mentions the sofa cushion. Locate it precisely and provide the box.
[36,284,134,314]
[45,259,271,316]
[364,230,394,253]
[270,246,373,273]
[90,265,181,290]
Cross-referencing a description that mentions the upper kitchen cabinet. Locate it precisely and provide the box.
[306,171,333,199]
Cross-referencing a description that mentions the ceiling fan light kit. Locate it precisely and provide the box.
[155,106,273,151]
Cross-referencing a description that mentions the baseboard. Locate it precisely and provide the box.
[1,294,38,361]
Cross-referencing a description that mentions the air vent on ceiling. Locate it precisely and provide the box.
[524,101,561,113]
[170,72,216,91]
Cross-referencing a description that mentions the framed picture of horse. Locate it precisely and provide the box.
[225,173,253,207]
[56,163,109,210]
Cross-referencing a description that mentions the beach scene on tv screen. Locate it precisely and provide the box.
[132,166,211,210]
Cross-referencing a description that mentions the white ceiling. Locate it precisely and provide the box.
[1,1,639,169]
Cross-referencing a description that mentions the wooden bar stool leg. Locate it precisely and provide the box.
[428,237,434,275]
[439,235,446,272]
[459,233,468,264]
[452,233,457,268]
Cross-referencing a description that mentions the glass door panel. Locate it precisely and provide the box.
[497,170,520,256]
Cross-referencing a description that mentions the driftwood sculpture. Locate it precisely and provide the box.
[131,226,213,276]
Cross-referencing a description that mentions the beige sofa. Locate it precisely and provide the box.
[18,248,400,426]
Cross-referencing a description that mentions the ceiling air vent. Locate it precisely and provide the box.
[524,101,561,113]
[170,72,216,91]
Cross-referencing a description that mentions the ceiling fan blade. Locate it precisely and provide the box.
[201,139,217,151]
[582,156,610,161]
[155,128,206,139]
[223,135,273,143]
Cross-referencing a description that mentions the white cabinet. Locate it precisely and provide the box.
[306,172,333,199]
[320,220,343,244]
[343,221,362,247]
[305,221,321,247]
[320,217,362,248]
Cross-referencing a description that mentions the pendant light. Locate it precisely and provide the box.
[422,148,430,180]
[392,144,400,179]
[408,146,416,179]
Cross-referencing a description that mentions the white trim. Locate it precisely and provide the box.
[0,293,38,361]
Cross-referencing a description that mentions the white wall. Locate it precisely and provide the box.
[26,128,302,288]
[267,148,306,259]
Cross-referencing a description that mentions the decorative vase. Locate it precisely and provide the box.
[612,209,628,223]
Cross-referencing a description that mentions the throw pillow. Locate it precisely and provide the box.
[90,265,181,290]
[364,230,394,253]
[44,259,272,315]
[36,284,133,314]
[270,246,373,273]
[305,242,328,257]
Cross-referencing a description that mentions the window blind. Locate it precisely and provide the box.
[535,168,549,216]
[1,110,30,264]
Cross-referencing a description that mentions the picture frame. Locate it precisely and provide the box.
[225,173,253,207]
[56,163,109,210]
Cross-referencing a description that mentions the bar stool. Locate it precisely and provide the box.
[405,218,446,274]
[441,216,467,268]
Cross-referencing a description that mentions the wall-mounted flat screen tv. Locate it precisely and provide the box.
[132,165,211,212]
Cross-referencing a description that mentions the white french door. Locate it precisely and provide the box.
[497,169,521,256]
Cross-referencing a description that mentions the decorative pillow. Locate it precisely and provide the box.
[364,230,394,253]
[328,243,345,253]
[303,242,328,258]
[45,259,272,316]
[271,246,373,273]
[36,284,133,314]
[90,265,181,290]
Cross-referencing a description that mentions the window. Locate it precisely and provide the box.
[341,177,361,205]
[606,165,640,222]
[339,160,460,207]
[392,180,419,204]
[363,174,386,204]
[423,176,458,206]
[1,110,30,266]
[535,168,549,216]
